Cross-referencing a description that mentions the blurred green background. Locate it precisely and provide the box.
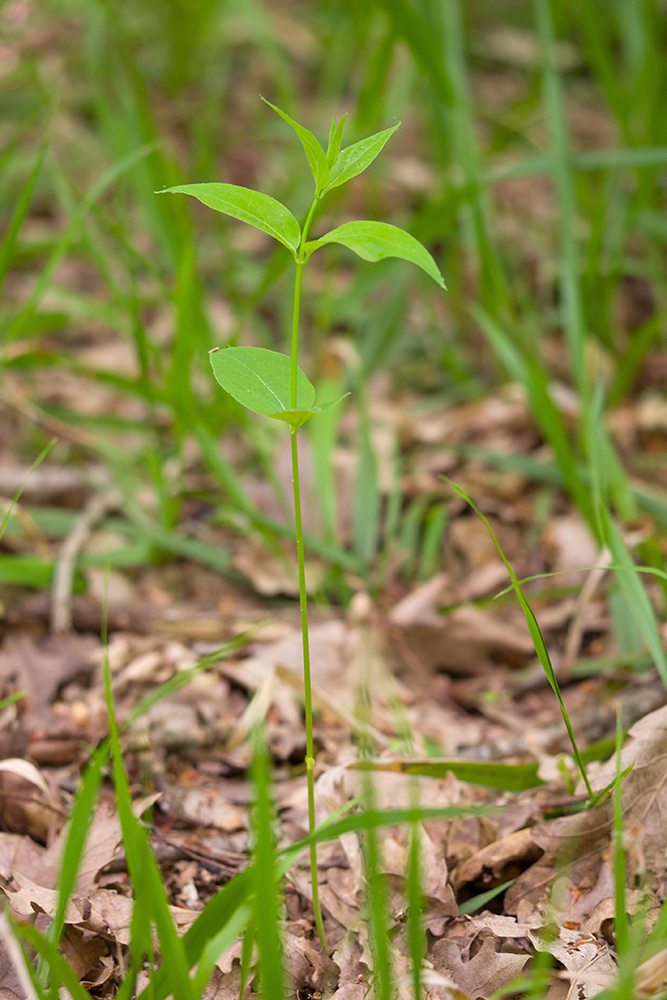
[2,0,667,609]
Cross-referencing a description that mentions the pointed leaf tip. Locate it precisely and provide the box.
[161,182,300,255]
[261,96,330,191]
[327,113,347,168]
[305,220,445,288]
[326,122,400,191]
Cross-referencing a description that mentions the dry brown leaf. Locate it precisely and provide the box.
[635,947,667,996]
[0,634,99,720]
[199,965,243,1000]
[542,514,600,585]
[179,788,246,831]
[81,953,115,989]
[432,935,529,999]
[389,574,452,626]
[0,934,26,996]
[318,881,362,932]
[452,828,544,890]
[2,833,52,887]
[447,817,499,868]
[393,605,535,677]
[69,801,122,895]
[59,925,108,979]
[331,930,366,1000]
[285,933,340,998]
[0,912,38,1000]
[519,702,667,917]
[468,913,535,939]
[1,871,80,923]
[0,836,23,881]
[580,704,667,874]
[527,926,616,1000]
[234,536,322,596]
[0,758,59,843]
[503,862,555,921]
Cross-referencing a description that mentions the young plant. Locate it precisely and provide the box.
[160,99,445,947]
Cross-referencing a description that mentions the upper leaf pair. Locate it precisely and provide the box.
[261,97,399,197]
[158,98,445,288]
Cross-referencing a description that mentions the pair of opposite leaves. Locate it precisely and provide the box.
[160,98,446,429]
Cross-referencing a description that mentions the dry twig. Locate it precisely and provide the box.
[51,490,120,634]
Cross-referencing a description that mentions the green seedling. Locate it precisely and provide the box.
[160,99,445,948]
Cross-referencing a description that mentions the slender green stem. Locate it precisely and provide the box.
[290,264,304,408]
[290,427,326,948]
[289,193,327,949]
[290,198,318,406]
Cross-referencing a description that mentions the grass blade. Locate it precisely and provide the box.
[613,706,629,956]
[50,741,109,949]
[353,758,543,791]
[458,879,515,916]
[407,813,424,1000]
[103,609,193,1000]
[191,905,252,1000]
[251,729,284,1000]
[15,923,90,1000]
[0,439,57,544]
[0,111,53,296]
[5,144,158,344]
[442,477,593,800]
[534,0,585,393]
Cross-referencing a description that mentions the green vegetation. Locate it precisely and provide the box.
[2,0,667,996]
[165,99,443,946]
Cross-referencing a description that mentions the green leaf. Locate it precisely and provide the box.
[160,183,300,256]
[209,347,316,426]
[459,880,516,916]
[327,114,347,168]
[269,391,349,428]
[305,221,445,288]
[261,97,330,192]
[352,758,544,791]
[313,391,349,415]
[270,408,317,428]
[326,123,400,191]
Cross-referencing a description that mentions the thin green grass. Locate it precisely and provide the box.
[443,477,594,801]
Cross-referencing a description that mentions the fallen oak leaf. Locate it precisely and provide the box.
[527,925,617,1000]
[0,870,80,923]
[432,935,529,999]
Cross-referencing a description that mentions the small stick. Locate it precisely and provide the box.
[561,546,611,680]
[51,490,119,634]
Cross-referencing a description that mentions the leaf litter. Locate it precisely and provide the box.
[4,411,667,997]
[4,389,667,1000]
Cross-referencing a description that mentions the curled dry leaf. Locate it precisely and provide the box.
[635,947,667,996]
[452,827,544,891]
[0,758,60,843]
